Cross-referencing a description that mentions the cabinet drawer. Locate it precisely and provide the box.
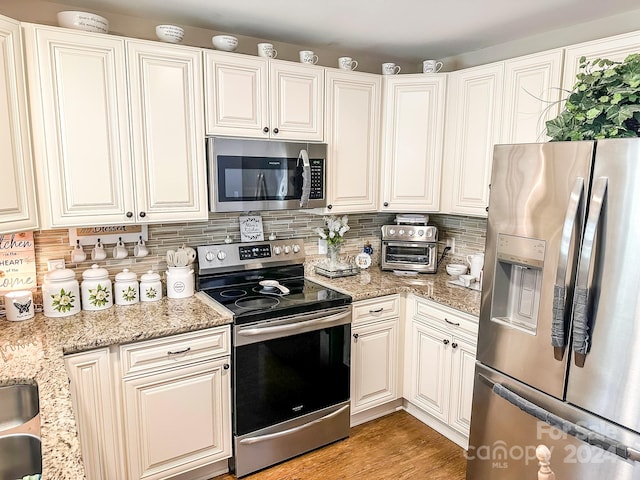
[413,296,478,340]
[352,295,400,325]
[120,325,230,377]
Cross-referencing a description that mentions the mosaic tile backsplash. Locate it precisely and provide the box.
[32,211,487,286]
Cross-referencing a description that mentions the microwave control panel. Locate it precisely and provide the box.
[309,159,324,199]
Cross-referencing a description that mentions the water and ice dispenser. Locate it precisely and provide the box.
[490,234,546,334]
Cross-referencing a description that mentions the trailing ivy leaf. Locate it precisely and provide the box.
[586,107,602,120]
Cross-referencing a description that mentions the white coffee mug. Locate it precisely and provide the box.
[71,241,87,263]
[4,291,34,321]
[112,239,128,260]
[423,60,443,73]
[92,240,107,261]
[338,56,358,71]
[299,50,318,64]
[134,237,149,258]
[257,42,277,58]
[382,62,401,75]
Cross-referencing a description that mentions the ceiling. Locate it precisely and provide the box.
[52,0,640,60]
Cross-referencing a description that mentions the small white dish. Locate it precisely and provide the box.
[212,35,238,52]
[446,263,468,276]
[57,11,109,33]
[156,25,184,43]
[355,252,372,269]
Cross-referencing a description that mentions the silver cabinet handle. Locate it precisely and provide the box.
[572,177,607,366]
[552,177,584,357]
[167,347,191,356]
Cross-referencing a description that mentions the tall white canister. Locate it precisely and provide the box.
[42,267,81,317]
[165,267,194,298]
[114,269,139,306]
[140,270,163,302]
[81,264,113,311]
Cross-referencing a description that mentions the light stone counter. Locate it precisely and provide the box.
[0,293,233,480]
[306,266,481,317]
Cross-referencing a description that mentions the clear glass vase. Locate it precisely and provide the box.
[326,243,342,269]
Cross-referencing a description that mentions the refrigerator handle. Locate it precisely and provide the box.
[552,177,584,360]
[484,375,640,462]
[572,177,608,367]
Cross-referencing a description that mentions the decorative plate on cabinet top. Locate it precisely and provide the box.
[355,252,372,269]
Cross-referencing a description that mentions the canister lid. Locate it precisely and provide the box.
[115,268,137,282]
[140,270,161,282]
[82,264,110,280]
[44,266,76,282]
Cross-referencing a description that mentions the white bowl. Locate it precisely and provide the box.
[212,35,238,52]
[57,11,109,34]
[446,263,468,276]
[155,25,184,43]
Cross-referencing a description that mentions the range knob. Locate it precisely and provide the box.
[284,245,291,254]
[217,251,227,261]
[417,229,425,236]
[205,251,215,262]
[274,246,282,255]
[408,230,415,236]
[399,229,405,235]
[293,244,301,253]
[389,228,396,235]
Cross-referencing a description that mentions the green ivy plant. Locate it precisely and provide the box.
[546,53,640,141]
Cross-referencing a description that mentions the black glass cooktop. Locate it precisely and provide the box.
[198,265,352,325]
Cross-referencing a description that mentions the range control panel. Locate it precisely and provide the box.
[381,225,438,242]
[197,240,305,274]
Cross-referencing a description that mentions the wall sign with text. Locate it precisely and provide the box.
[0,232,37,294]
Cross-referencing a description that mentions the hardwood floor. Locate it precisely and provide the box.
[212,411,467,480]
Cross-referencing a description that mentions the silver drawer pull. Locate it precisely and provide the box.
[444,318,460,326]
[369,308,384,313]
[167,347,191,356]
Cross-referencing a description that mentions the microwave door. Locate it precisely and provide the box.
[255,172,268,200]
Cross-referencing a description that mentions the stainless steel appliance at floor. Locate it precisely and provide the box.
[467,139,640,478]
[381,214,438,273]
[196,241,352,478]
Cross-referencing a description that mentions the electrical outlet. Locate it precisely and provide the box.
[318,238,328,255]
[47,259,65,271]
[446,238,455,254]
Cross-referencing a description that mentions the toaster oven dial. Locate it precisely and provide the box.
[408,230,415,236]
[399,229,405,235]
[388,228,396,235]
[418,229,425,236]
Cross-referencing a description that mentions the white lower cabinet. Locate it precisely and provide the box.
[404,295,478,448]
[65,326,232,480]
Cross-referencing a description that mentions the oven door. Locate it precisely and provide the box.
[382,240,437,273]
[233,306,351,436]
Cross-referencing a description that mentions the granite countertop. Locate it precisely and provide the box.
[0,293,233,480]
[306,266,481,317]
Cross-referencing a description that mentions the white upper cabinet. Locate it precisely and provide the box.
[441,63,504,217]
[24,25,207,228]
[205,53,324,141]
[324,70,381,213]
[127,40,207,223]
[501,49,564,143]
[562,30,640,93]
[0,15,38,234]
[380,75,446,212]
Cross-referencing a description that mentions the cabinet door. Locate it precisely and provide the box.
[448,335,477,437]
[501,49,564,143]
[122,357,232,480]
[407,320,451,423]
[24,25,134,227]
[127,40,207,223]
[351,318,399,414]
[0,15,38,233]
[269,60,324,141]
[562,31,640,93]
[204,52,269,137]
[380,75,446,212]
[325,70,381,213]
[443,63,504,217]
[65,349,124,480]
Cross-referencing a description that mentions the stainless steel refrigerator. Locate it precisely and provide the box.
[467,139,640,478]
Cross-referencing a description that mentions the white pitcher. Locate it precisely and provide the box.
[467,253,485,280]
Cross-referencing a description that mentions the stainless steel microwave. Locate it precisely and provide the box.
[207,137,327,213]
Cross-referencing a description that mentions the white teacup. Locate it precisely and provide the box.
[299,50,318,64]
[459,274,476,287]
[113,239,128,260]
[92,240,107,261]
[382,62,401,75]
[134,238,149,258]
[423,60,443,73]
[71,241,87,263]
[338,56,358,71]
[257,42,277,58]
[4,290,34,321]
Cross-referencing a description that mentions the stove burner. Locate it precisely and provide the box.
[235,296,280,310]
[220,289,248,299]
[252,285,287,296]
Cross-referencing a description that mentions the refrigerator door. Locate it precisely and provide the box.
[478,142,594,398]
[566,138,640,433]
[467,363,640,479]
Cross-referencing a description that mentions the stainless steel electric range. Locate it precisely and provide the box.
[196,240,352,478]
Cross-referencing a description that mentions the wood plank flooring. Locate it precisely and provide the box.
[212,411,467,480]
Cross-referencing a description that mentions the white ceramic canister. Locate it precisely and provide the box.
[114,269,139,306]
[165,266,194,299]
[42,267,81,317]
[140,270,163,302]
[81,264,113,311]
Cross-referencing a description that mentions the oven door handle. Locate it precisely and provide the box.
[237,308,351,337]
[239,404,350,445]
[384,241,434,249]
